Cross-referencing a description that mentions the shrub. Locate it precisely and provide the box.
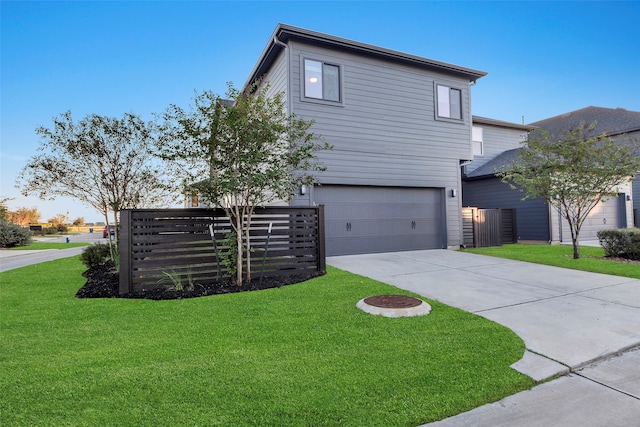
[44,227,59,235]
[80,243,114,268]
[0,221,33,248]
[597,228,640,260]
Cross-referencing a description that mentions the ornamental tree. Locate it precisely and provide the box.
[18,111,180,261]
[160,83,331,285]
[499,121,640,259]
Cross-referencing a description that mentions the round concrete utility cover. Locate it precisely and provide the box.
[357,295,432,318]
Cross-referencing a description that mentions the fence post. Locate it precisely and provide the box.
[119,209,132,294]
[317,205,326,274]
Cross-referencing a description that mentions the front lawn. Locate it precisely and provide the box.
[462,244,640,279]
[0,257,533,426]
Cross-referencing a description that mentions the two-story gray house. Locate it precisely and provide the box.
[244,24,487,256]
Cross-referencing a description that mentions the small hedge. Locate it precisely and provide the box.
[80,243,114,268]
[0,221,33,248]
[597,228,640,260]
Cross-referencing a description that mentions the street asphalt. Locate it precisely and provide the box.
[328,249,640,426]
[0,232,108,273]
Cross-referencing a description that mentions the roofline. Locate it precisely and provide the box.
[245,24,488,89]
[472,115,535,131]
[528,106,640,136]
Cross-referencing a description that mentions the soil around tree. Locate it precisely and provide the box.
[76,261,323,300]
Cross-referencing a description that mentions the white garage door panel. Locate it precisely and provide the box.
[561,197,621,240]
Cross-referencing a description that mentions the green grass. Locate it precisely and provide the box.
[462,244,640,279]
[0,257,533,426]
[9,241,90,250]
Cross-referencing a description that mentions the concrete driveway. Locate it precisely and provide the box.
[328,250,640,426]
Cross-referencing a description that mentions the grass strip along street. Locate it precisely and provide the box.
[0,256,533,426]
[8,241,90,250]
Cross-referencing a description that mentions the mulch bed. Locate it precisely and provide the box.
[76,261,322,300]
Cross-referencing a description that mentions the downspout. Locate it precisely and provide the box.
[272,33,303,206]
[272,34,291,113]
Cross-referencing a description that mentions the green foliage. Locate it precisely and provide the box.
[0,197,10,222]
[219,231,239,283]
[44,226,59,235]
[80,243,113,268]
[499,121,640,259]
[597,229,640,260]
[0,220,32,248]
[158,269,196,291]
[17,111,180,228]
[161,83,331,285]
[0,260,532,425]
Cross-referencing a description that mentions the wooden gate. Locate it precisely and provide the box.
[462,208,517,248]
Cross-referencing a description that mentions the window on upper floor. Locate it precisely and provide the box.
[436,84,462,120]
[304,59,341,102]
[472,126,483,156]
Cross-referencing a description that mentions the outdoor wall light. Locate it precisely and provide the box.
[450,188,458,197]
[627,194,632,201]
[300,185,308,195]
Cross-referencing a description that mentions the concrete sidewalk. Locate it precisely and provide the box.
[328,250,640,426]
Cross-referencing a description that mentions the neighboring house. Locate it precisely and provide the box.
[462,118,546,241]
[530,106,640,231]
[463,106,639,243]
[243,24,487,256]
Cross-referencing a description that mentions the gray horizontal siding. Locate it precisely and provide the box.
[260,49,288,110]
[466,124,528,175]
[462,177,550,241]
[288,41,473,173]
[314,152,459,187]
[265,40,477,248]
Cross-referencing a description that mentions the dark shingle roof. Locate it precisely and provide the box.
[467,106,640,179]
[465,148,522,179]
[529,106,640,138]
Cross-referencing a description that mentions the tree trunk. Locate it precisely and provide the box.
[235,215,243,286]
[572,231,581,259]
[245,223,251,283]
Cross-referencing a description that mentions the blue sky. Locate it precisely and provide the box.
[2,0,639,223]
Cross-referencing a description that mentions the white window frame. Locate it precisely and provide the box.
[302,57,344,106]
[435,83,463,121]
[472,126,484,157]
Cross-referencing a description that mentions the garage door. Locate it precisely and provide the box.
[314,186,445,256]
[561,196,622,240]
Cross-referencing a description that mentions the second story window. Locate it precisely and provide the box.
[304,59,340,102]
[436,84,462,120]
[472,126,484,156]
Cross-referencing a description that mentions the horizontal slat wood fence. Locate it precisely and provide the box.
[119,206,325,294]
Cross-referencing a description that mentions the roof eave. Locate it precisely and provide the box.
[245,24,488,90]
[472,115,536,131]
